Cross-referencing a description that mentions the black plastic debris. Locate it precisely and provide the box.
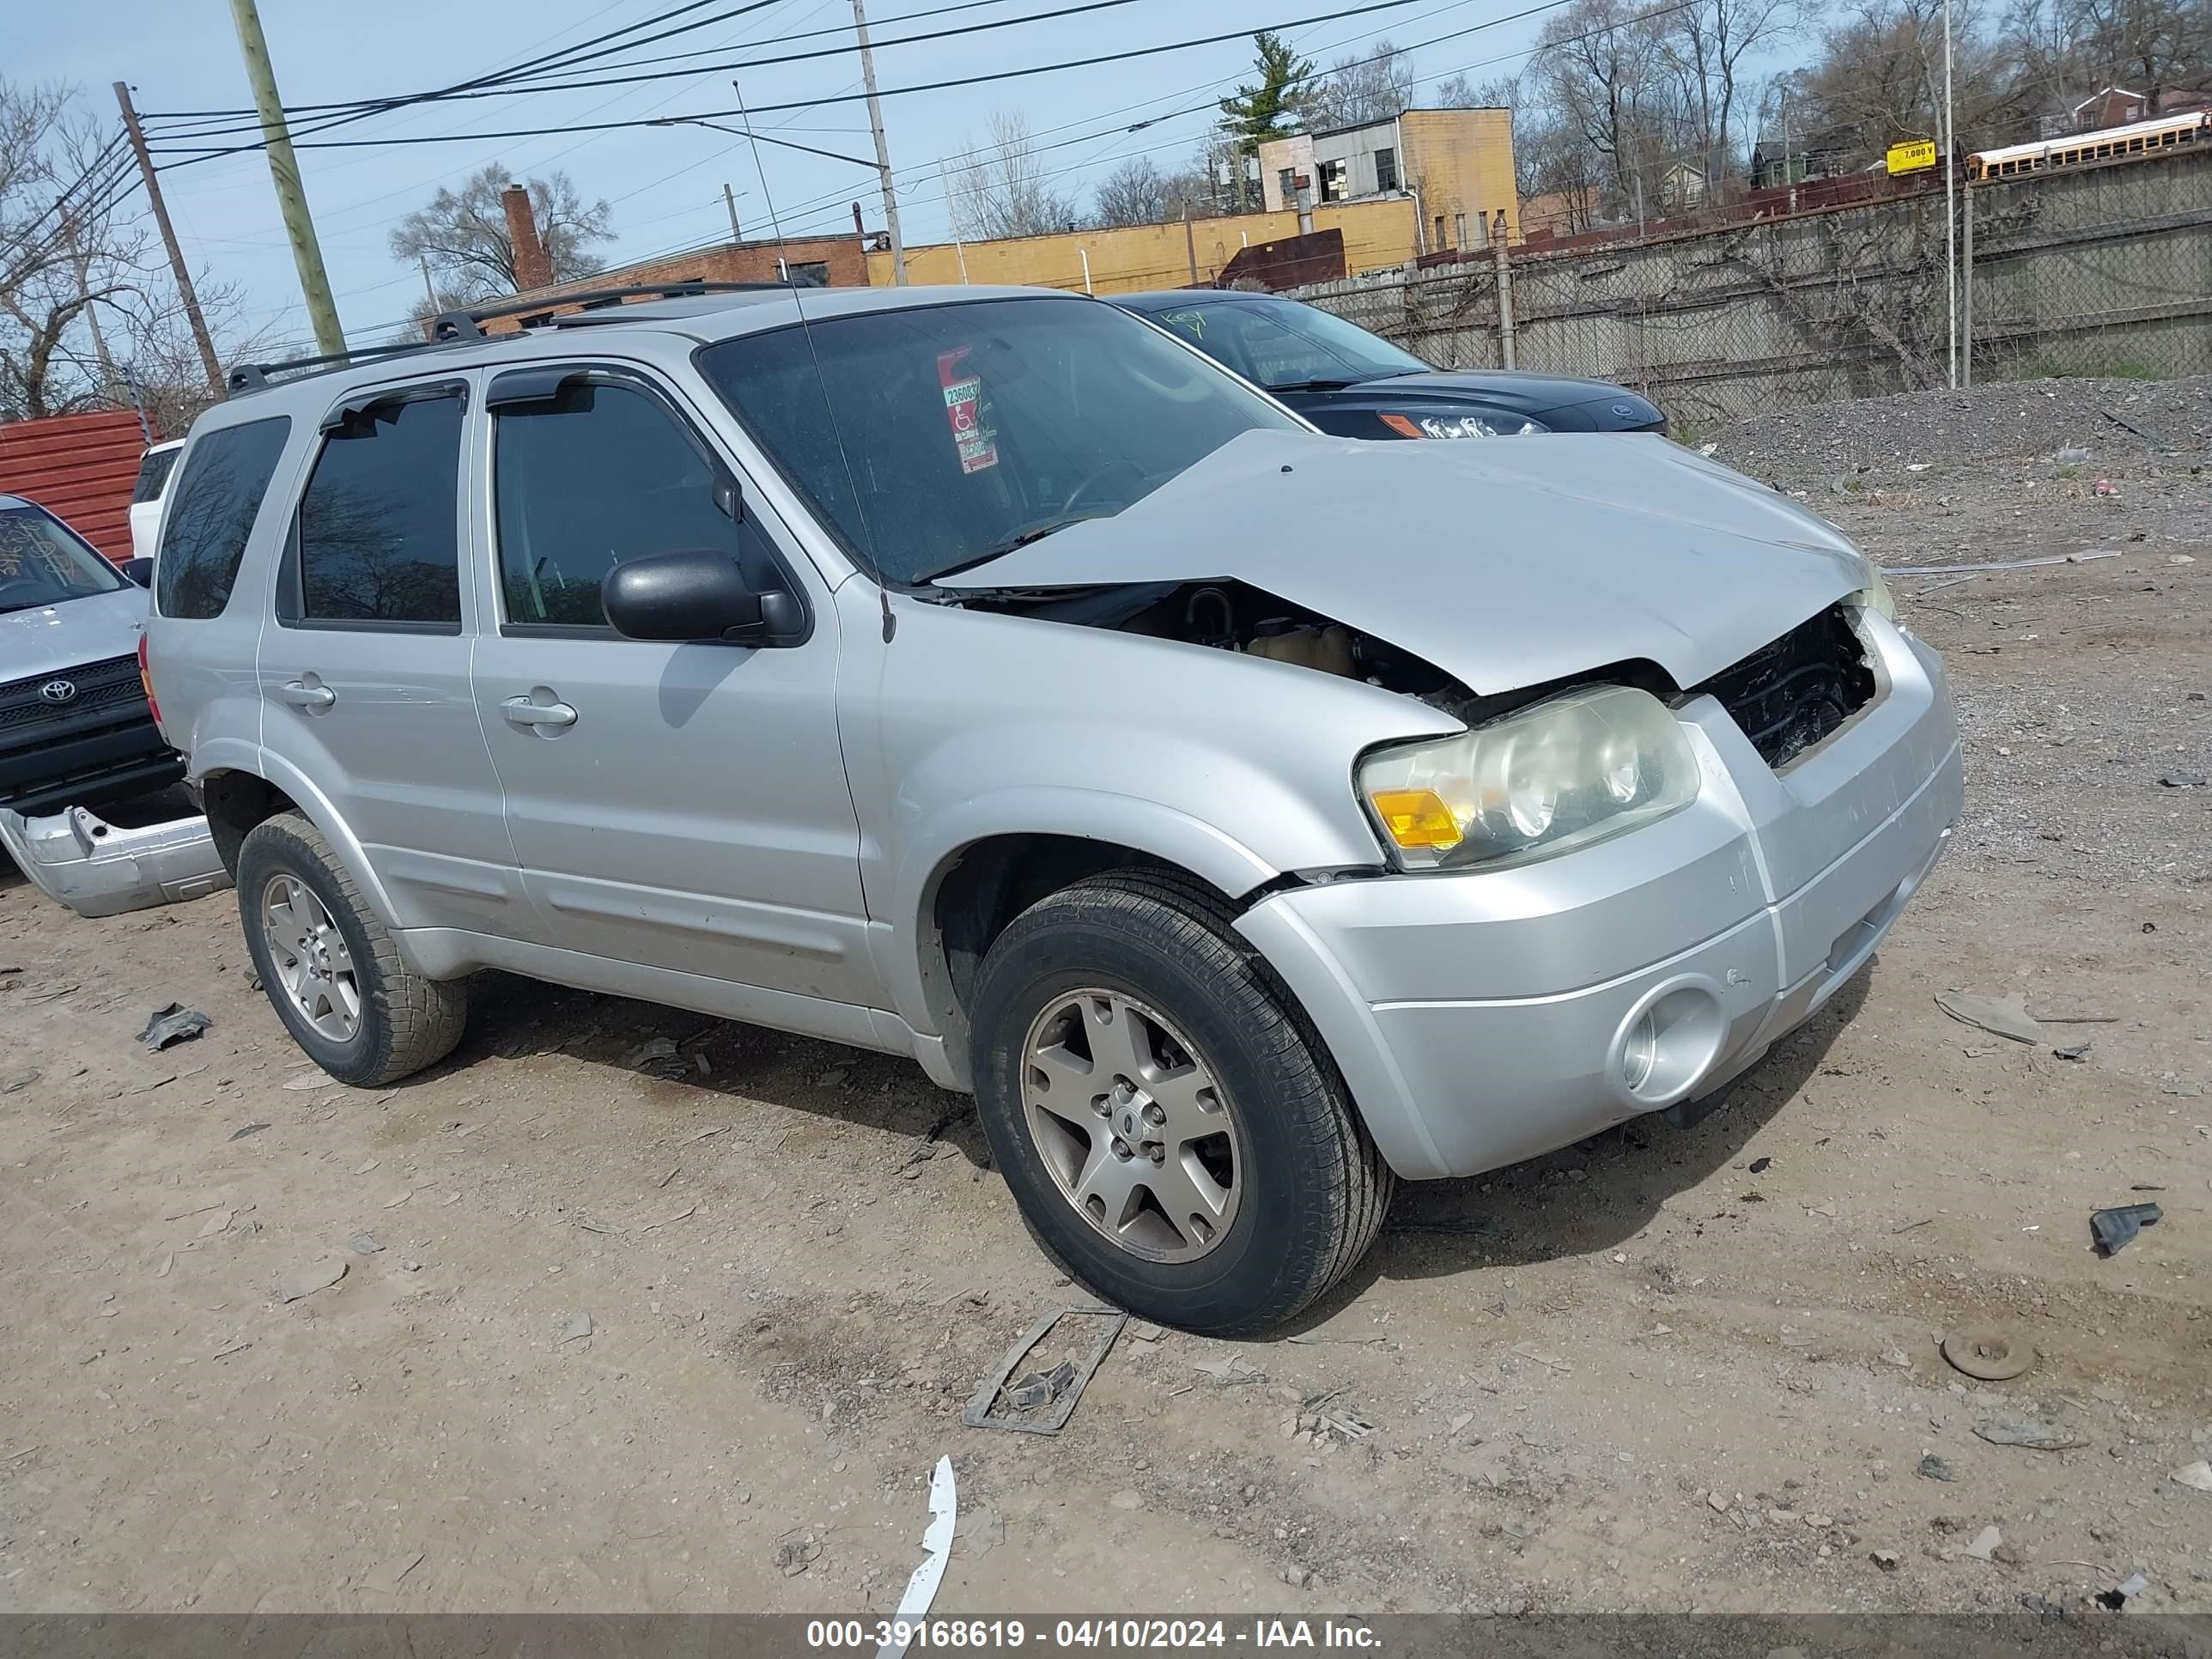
[136,1003,211,1052]
[1747,1156,1772,1175]
[2091,1202,2162,1256]
[2053,1041,2093,1061]
[1917,1454,1958,1482]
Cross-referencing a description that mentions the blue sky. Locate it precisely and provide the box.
[16,0,1563,355]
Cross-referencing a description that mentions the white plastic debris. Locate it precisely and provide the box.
[878,1455,957,1659]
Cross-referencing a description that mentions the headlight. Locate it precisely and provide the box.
[1358,684,1701,870]
[1379,412,1547,439]
[1851,562,1898,622]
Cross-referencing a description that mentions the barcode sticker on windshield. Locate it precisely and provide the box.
[937,348,999,475]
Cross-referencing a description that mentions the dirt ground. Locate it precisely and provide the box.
[3,380,2209,1621]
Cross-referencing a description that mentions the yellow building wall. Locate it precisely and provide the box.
[864,197,1419,292]
[1398,109,1521,252]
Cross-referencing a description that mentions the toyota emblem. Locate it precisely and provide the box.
[39,678,77,705]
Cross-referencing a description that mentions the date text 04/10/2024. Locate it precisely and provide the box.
[803,1619,1382,1649]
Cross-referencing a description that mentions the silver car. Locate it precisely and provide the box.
[146,283,1961,1334]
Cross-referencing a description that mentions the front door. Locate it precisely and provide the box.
[467,362,873,1006]
[256,374,526,935]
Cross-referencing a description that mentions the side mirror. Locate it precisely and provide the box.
[601,550,806,647]
[118,556,155,587]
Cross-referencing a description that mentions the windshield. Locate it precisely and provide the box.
[0,505,128,613]
[696,296,1304,586]
[1143,297,1431,390]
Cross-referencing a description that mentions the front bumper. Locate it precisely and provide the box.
[1237,613,1962,1180]
[0,800,231,919]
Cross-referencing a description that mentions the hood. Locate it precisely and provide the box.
[939,430,1869,696]
[1343,371,1663,432]
[0,584,148,684]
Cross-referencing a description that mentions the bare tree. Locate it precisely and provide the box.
[947,110,1082,240]
[1659,0,1802,191]
[1092,156,1169,227]
[1308,40,1421,129]
[1529,0,1683,216]
[1789,0,2024,162]
[388,164,613,301]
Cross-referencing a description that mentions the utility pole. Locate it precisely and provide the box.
[849,0,908,283]
[1942,0,1957,388]
[417,256,437,312]
[723,183,743,244]
[226,0,345,355]
[67,227,119,395]
[113,81,222,395]
[1960,179,1974,387]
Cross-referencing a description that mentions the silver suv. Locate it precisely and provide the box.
[147,283,1962,1334]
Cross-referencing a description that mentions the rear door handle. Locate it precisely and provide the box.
[501,695,578,728]
[277,680,335,709]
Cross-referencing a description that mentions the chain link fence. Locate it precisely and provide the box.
[1291,148,2212,437]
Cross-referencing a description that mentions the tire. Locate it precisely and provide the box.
[969,869,1393,1337]
[235,811,467,1086]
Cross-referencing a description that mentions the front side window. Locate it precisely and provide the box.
[155,416,292,619]
[0,504,127,614]
[1148,298,1431,392]
[495,380,743,629]
[696,296,1303,586]
[295,392,463,627]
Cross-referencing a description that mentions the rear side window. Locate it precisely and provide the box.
[493,380,742,629]
[155,417,292,619]
[131,446,181,504]
[295,392,464,628]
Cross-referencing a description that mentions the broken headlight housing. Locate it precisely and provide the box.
[1850,561,1898,623]
[1359,684,1701,871]
[1379,412,1547,439]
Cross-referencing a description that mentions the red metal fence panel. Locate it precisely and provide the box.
[0,409,152,562]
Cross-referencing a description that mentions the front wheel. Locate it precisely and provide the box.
[969,870,1393,1336]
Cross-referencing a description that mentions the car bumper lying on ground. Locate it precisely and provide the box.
[0,799,231,919]
[1240,614,1964,1181]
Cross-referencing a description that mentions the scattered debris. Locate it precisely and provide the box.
[2091,1201,2161,1256]
[878,1455,957,1658]
[381,1191,411,1210]
[346,1232,382,1255]
[775,1535,823,1577]
[275,1259,347,1304]
[2054,446,2091,464]
[2170,1461,2212,1494]
[1316,1408,1375,1440]
[1510,1342,1571,1373]
[2,1068,40,1095]
[1884,549,2119,577]
[1285,1331,1389,1346]
[228,1122,270,1141]
[1942,1328,2035,1382]
[1961,1525,2003,1562]
[359,1550,425,1596]
[1893,1217,1935,1235]
[1005,1362,1078,1413]
[1869,1548,1900,1572]
[1128,1322,1164,1343]
[560,1313,593,1344]
[1193,1357,1269,1387]
[284,1070,342,1091]
[2159,771,2206,788]
[1935,992,2042,1045]
[2053,1041,2093,1061]
[1747,1156,1771,1174]
[1917,1455,1957,1482]
[623,1036,686,1077]
[1974,1419,2088,1451]
[1706,1490,1729,1514]
[2097,1572,2149,1611]
[681,1125,728,1146]
[1449,1413,1475,1437]
[963,1306,1127,1434]
[135,1003,210,1051]
[195,1209,234,1238]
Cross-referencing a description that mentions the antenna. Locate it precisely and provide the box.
[732,79,897,645]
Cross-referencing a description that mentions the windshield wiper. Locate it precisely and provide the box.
[916,514,1107,583]
[1266,377,1361,392]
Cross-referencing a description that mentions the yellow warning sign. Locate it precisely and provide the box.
[1887,139,1938,174]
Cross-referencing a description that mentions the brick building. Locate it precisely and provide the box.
[471,185,874,333]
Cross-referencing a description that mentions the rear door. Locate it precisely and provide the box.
[255,374,525,934]
[466,360,872,1005]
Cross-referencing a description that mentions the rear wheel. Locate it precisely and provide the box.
[236,812,466,1086]
[969,870,1392,1336]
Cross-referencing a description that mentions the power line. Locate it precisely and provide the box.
[147,0,1455,166]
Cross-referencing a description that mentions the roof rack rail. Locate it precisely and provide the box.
[225,338,452,397]
[430,280,791,341]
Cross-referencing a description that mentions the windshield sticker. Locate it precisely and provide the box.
[937,347,1000,475]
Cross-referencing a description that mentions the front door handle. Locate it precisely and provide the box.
[277,679,335,709]
[501,695,578,728]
